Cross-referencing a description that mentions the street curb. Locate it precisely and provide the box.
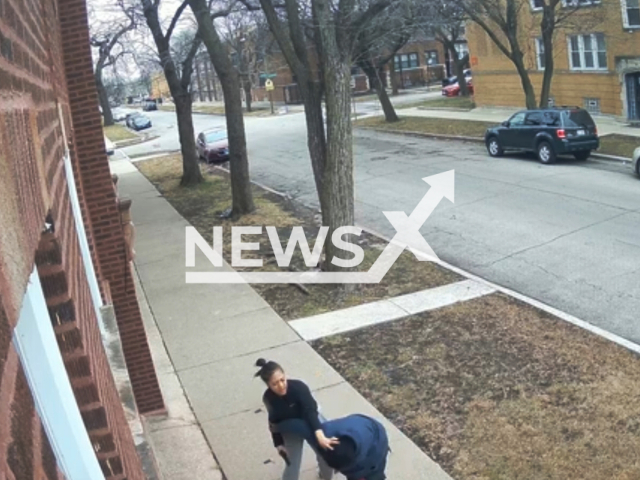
[214,160,640,357]
[415,107,475,112]
[357,126,484,143]
[591,152,629,163]
[359,224,640,357]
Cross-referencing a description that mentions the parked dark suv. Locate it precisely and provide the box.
[484,107,599,164]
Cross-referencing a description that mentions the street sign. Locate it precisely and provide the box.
[265,79,275,91]
[260,73,277,79]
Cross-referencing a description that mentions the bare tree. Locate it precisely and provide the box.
[90,1,137,126]
[353,2,417,122]
[141,0,204,186]
[464,0,605,109]
[238,0,391,270]
[188,0,255,216]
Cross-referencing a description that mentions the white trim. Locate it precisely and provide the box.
[57,104,105,334]
[535,37,545,70]
[13,268,105,479]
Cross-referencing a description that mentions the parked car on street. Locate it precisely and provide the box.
[111,108,128,122]
[484,107,599,164]
[441,69,471,87]
[632,146,640,178]
[442,78,474,97]
[143,100,157,111]
[196,128,229,163]
[130,114,152,131]
[125,112,143,128]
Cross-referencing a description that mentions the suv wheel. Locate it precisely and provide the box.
[573,150,590,161]
[537,141,556,164]
[487,137,504,157]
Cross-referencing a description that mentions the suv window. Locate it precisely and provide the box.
[542,111,560,126]
[510,112,526,126]
[561,109,595,127]
[525,112,543,125]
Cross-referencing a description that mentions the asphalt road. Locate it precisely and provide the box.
[123,109,640,345]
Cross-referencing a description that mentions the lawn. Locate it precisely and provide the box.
[356,116,494,138]
[160,104,268,116]
[314,292,640,480]
[137,155,462,320]
[103,124,137,142]
[598,134,639,159]
[398,96,476,110]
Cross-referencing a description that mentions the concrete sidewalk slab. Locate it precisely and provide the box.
[290,279,495,341]
[178,340,343,422]
[115,159,454,480]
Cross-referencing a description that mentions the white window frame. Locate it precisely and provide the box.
[13,268,105,480]
[535,38,545,70]
[530,0,544,10]
[562,0,601,7]
[621,0,640,28]
[567,33,607,71]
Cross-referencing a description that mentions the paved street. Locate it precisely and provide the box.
[123,110,640,345]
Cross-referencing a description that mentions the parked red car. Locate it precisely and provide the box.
[442,78,474,97]
[196,128,229,163]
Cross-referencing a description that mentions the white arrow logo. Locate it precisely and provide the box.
[186,170,455,284]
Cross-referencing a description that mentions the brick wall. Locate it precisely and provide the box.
[467,0,640,115]
[57,0,164,416]
[0,0,153,477]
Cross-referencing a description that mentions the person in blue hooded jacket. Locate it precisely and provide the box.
[273,413,389,480]
[320,414,389,480]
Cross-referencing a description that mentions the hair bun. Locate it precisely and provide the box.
[255,358,267,367]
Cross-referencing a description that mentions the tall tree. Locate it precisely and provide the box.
[189,0,255,216]
[244,0,391,270]
[353,2,417,122]
[141,0,204,186]
[90,2,136,126]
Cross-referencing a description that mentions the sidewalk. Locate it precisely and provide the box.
[110,157,453,480]
[400,105,640,137]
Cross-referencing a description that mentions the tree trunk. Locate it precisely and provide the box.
[452,54,470,97]
[195,59,204,102]
[360,60,398,122]
[389,60,399,96]
[243,76,253,112]
[173,94,204,186]
[190,0,255,216]
[539,6,555,108]
[95,69,114,126]
[300,82,326,197]
[512,50,537,109]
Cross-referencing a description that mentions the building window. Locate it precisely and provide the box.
[535,38,545,70]
[454,43,469,59]
[568,34,607,70]
[583,97,601,114]
[394,52,419,70]
[425,50,439,65]
[531,0,544,10]
[622,0,640,27]
[562,0,601,6]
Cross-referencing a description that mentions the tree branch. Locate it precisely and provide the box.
[166,0,189,41]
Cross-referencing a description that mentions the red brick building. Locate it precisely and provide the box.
[0,0,163,477]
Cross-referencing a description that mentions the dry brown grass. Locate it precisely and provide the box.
[103,124,137,142]
[137,154,462,320]
[314,293,640,479]
[355,116,494,138]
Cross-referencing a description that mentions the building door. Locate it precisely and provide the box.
[626,72,640,120]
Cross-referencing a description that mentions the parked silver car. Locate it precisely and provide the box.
[633,146,640,178]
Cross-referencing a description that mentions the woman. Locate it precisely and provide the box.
[255,358,337,480]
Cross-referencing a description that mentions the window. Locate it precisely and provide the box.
[394,52,419,70]
[622,0,640,27]
[562,0,601,6]
[568,34,607,70]
[535,38,545,70]
[509,112,526,126]
[531,0,544,10]
[542,111,560,125]
[525,112,544,125]
[583,97,601,114]
[425,50,439,65]
[454,43,469,59]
